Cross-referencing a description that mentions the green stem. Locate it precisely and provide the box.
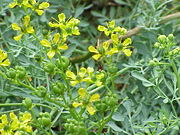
[170,59,180,96]
[97,108,115,135]
[0,103,22,107]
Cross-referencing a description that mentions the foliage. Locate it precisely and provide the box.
[0,0,180,135]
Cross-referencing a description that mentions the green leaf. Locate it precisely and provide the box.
[131,71,155,87]
[123,100,133,114]
[112,112,125,121]
[91,11,105,18]
[75,5,85,18]
[108,121,123,132]
[114,0,130,6]
[163,98,169,103]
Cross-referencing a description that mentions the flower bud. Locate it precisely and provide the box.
[44,62,56,73]
[168,34,174,41]
[22,98,32,109]
[6,68,16,79]
[15,66,26,79]
[158,35,166,43]
[36,86,47,97]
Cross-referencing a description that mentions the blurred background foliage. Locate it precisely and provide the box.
[0,0,180,134]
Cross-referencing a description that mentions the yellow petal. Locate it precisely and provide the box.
[88,46,98,53]
[19,112,32,123]
[10,112,18,121]
[98,25,107,32]
[123,49,132,56]
[78,67,87,78]
[90,94,100,102]
[14,34,23,41]
[87,67,94,73]
[72,27,80,35]
[1,114,8,125]
[106,47,118,55]
[72,102,82,108]
[66,70,76,80]
[70,80,78,86]
[9,2,17,8]
[21,112,32,122]
[26,26,34,33]
[92,54,101,60]
[53,33,60,43]
[24,15,30,27]
[108,20,115,28]
[1,59,11,66]
[22,0,32,7]
[58,13,66,22]
[47,50,56,59]
[114,26,121,32]
[0,51,7,60]
[58,44,68,50]
[30,0,36,5]
[122,38,132,46]
[35,9,44,15]
[96,72,104,80]
[49,22,59,27]
[78,88,87,98]
[24,125,32,132]
[39,2,50,9]
[111,34,119,45]
[40,39,51,47]
[86,105,96,115]
[84,77,92,83]
[95,81,102,86]
[102,41,110,51]
[12,23,21,31]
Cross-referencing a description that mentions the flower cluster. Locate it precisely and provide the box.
[0,49,11,67]
[9,0,49,16]
[40,13,80,59]
[49,13,80,40]
[89,20,132,60]
[73,88,100,115]
[11,15,34,41]
[154,34,175,49]
[66,67,105,86]
[0,112,32,135]
[40,33,68,59]
[154,34,179,57]
[98,20,127,36]
[169,47,180,56]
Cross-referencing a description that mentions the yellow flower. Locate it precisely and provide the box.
[122,38,132,46]
[9,0,29,8]
[123,49,132,56]
[72,88,100,115]
[9,0,50,16]
[0,112,32,134]
[40,33,68,59]
[66,67,93,86]
[66,67,104,86]
[110,37,133,56]
[88,41,110,60]
[0,49,11,66]
[28,0,50,15]
[11,15,34,41]
[98,20,126,36]
[49,13,80,39]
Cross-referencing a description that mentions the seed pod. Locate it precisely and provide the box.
[108,64,118,74]
[6,68,16,79]
[36,86,47,97]
[44,62,55,73]
[15,66,26,79]
[22,98,32,109]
